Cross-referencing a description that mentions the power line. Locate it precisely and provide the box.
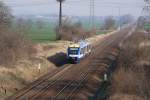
[92,0,95,28]
[5,1,144,18]
[89,0,95,28]
[143,1,150,16]
[7,1,144,8]
[89,0,92,27]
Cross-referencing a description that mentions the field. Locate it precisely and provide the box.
[25,22,57,43]
[22,21,105,43]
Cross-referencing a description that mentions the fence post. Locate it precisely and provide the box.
[38,63,41,74]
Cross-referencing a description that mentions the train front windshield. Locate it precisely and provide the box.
[68,48,79,55]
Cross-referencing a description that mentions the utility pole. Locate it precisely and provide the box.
[92,0,95,28]
[118,6,121,30]
[89,0,92,28]
[59,1,62,27]
[89,0,95,29]
[56,0,65,39]
[56,0,65,28]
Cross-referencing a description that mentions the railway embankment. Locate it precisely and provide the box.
[108,31,150,100]
[0,33,113,100]
[7,27,133,100]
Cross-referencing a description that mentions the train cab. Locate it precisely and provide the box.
[67,41,91,63]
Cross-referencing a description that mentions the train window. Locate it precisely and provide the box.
[69,48,79,55]
[70,50,78,55]
[87,45,90,52]
[83,47,85,54]
[86,46,88,53]
[80,48,83,54]
[81,47,85,54]
[89,45,91,51]
[87,46,89,52]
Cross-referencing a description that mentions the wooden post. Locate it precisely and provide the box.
[104,73,108,81]
[38,63,41,74]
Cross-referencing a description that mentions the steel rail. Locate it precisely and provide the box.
[28,65,74,100]
[64,26,135,99]
[11,64,72,100]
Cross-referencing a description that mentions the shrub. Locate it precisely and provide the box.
[109,32,150,99]
[56,19,96,41]
[0,31,36,66]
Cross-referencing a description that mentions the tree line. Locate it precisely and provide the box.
[0,1,35,67]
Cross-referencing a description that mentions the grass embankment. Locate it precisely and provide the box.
[0,41,70,100]
[0,30,110,100]
[109,31,150,100]
[0,20,109,99]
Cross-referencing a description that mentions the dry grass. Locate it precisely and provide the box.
[109,94,144,100]
[0,32,112,100]
[109,32,150,100]
[0,40,73,99]
[0,31,36,67]
[0,42,60,100]
[0,62,55,100]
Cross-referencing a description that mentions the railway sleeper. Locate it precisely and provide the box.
[53,81,85,90]
[84,83,99,93]
[79,90,94,97]
[106,51,119,57]
[89,67,107,72]
[92,59,115,65]
[49,96,76,100]
[89,62,110,66]
[90,63,109,68]
[96,51,119,58]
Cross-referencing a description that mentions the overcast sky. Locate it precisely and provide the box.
[3,0,145,17]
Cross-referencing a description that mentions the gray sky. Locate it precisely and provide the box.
[3,0,145,16]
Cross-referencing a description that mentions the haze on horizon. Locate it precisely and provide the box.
[3,0,145,17]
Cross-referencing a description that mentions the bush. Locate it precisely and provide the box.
[56,19,96,41]
[102,16,116,30]
[0,31,36,66]
[0,1,36,67]
[0,1,12,30]
[109,32,150,100]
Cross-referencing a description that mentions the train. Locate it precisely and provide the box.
[67,41,92,63]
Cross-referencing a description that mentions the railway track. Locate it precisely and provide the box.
[8,25,135,100]
[7,64,74,100]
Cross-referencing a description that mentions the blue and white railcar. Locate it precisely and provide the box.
[67,41,91,63]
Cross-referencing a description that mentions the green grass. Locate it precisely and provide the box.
[22,21,104,43]
[82,21,103,30]
[25,22,57,43]
[144,23,150,30]
[96,31,108,35]
[96,31,107,35]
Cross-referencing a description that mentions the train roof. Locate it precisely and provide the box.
[69,41,90,48]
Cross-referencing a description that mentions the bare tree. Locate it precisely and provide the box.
[121,14,134,24]
[26,19,33,30]
[0,1,35,66]
[144,0,150,3]
[144,0,150,15]
[0,1,12,30]
[36,19,44,30]
[103,16,116,30]
[14,18,33,33]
